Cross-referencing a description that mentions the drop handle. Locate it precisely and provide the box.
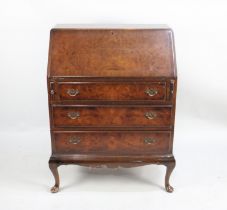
[67,89,79,96]
[67,112,80,119]
[145,112,157,120]
[145,89,158,97]
[144,138,157,144]
[69,136,81,144]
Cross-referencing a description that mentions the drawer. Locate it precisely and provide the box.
[55,82,166,101]
[52,105,172,128]
[52,131,172,155]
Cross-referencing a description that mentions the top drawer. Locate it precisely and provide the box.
[52,82,167,101]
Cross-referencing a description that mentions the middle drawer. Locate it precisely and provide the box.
[52,105,172,128]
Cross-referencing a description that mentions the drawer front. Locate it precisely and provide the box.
[52,106,172,128]
[56,82,166,101]
[53,131,172,155]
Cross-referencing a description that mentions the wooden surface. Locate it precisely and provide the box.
[56,82,167,101]
[48,27,176,78]
[52,105,172,128]
[52,131,172,155]
[47,25,177,193]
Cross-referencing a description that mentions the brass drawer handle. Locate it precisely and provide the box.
[67,112,80,119]
[144,137,157,144]
[145,112,157,120]
[69,136,81,144]
[145,89,158,97]
[67,89,79,96]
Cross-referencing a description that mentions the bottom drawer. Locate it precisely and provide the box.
[52,131,172,155]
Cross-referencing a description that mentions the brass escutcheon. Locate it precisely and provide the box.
[144,137,157,144]
[145,112,157,120]
[69,136,81,144]
[67,89,79,96]
[67,112,80,119]
[145,89,158,97]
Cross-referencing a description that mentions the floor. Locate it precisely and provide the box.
[0,114,226,210]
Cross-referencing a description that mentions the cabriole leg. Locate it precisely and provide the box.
[49,161,60,193]
[164,161,176,193]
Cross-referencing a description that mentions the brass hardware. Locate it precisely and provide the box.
[50,90,54,95]
[144,137,157,144]
[67,89,79,96]
[67,112,80,119]
[145,112,157,120]
[145,89,158,97]
[69,136,81,144]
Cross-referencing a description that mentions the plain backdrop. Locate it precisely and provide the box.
[0,0,227,210]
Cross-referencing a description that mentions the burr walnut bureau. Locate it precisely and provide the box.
[47,25,177,193]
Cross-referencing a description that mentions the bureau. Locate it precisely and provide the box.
[47,25,177,193]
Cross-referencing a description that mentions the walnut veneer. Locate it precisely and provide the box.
[47,24,177,193]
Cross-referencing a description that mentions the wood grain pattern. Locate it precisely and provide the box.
[52,105,172,128]
[57,82,166,101]
[52,131,172,155]
[47,25,177,193]
[48,28,176,78]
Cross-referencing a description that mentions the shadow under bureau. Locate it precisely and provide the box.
[47,25,177,193]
